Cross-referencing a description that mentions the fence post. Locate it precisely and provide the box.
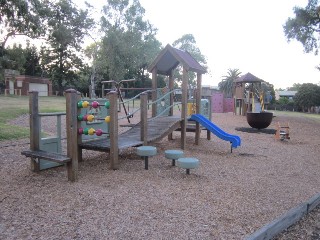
[140,92,148,145]
[65,89,80,181]
[29,91,40,171]
[108,91,119,170]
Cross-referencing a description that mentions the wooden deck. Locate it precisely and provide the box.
[79,116,182,151]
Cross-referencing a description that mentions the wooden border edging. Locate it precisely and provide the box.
[246,192,320,240]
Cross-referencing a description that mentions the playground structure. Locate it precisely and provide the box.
[101,79,137,123]
[233,72,273,129]
[21,44,241,181]
[275,122,290,141]
[233,72,269,115]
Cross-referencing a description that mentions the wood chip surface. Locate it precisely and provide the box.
[1,112,320,239]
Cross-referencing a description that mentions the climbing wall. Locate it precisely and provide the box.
[212,93,224,113]
[223,98,234,113]
[211,93,234,113]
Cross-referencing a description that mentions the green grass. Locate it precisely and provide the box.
[272,110,320,123]
[0,95,66,141]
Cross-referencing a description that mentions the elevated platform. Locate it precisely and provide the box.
[79,116,182,151]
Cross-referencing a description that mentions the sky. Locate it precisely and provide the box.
[137,0,320,89]
[13,0,318,90]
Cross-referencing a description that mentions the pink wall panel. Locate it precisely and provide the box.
[212,94,234,113]
[223,98,234,112]
[212,93,224,113]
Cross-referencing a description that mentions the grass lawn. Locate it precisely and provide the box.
[0,95,66,141]
[272,110,320,123]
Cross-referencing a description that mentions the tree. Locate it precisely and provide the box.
[3,43,27,73]
[0,0,48,48]
[218,69,241,98]
[172,34,207,88]
[287,83,302,91]
[0,0,49,85]
[99,0,161,84]
[23,41,42,76]
[283,0,320,67]
[294,83,320,112]
[43,0,94,90]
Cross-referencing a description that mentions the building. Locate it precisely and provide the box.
[4,70,52,96]
[275,91,297,101]
[201,85,219,98]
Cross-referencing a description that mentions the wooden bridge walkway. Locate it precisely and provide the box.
[79,116,182,151]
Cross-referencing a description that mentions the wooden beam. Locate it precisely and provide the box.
[246,203,308,240]
[108,91,119,170]
[152,67,157,117]
[181,67,188,149]
[65,89,79,182]
[29,91,40,172]
[168,70,174,140]
[140,92,148,145]
[195,73,202,145]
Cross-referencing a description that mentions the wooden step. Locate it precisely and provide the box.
[21,150,71,163]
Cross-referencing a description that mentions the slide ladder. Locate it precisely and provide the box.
[190,114,241,151]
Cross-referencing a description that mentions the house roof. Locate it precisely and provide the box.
[277,91,297,97]
[234,72,264,83]
[147,44,206,75]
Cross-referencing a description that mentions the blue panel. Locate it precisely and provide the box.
[80,98,110,141]
[39,137,63,170]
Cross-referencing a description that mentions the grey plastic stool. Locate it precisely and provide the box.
[177,158,200,174]
[165,149,184,166]
[137,146,157,170]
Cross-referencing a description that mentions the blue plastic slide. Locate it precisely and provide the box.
[189,114,241,148]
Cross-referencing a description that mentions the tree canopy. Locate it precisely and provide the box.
[0,0,47,48]
[172,34,207,88]
[99,0,161,82]
[0,0,206,95]
[42,0,94,89]
[218,68,241,98]
[283,0,320,55]
[294,83,320,111]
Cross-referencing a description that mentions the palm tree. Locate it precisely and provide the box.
[218,68,242,97]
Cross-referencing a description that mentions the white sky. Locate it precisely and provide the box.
[137,0,320,89]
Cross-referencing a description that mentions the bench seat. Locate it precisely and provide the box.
[21,150,71,163]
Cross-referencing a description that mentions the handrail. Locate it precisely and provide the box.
[148,89,175,106]
[117,88,179,120]
[152,102,181,119]
[120,89,154,104]
[38,112,66,116]
[118,107,141,120]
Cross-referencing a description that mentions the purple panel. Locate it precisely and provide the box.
[224,98,234,112]
[212,93,224,113]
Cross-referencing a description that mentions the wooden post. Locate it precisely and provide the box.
[108,91,119,170]
[181,67,188,149]
[169,70,174,116]
[140,92,148,145]
[195,73,202,145]
[168,70,174,140]
[152,67,157,117]
[29,91,40,172]
[101,82,105,98]
[65,89,80,181]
